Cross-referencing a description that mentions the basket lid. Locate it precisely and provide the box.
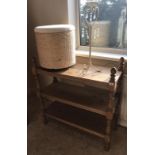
[34,24,75,33]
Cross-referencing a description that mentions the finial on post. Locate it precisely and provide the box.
[118,57,125,72]
[109,67,117,83]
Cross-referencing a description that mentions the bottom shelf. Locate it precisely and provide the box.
[45,101,107,138]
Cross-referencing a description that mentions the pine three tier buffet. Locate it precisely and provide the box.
[32,56,125,151]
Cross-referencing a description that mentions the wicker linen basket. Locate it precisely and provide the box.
[34,24,76,69]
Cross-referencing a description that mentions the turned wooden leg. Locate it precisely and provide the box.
[113,100,120,130]
[43,113,48,124]
[115,103,122,130]
[114,75,124,130]
[53,77,58,83]
[104,119,112,151]
[41,99,48,125]
[104,136,111,151]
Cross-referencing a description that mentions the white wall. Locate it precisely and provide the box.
[28,0,68,25]
[28,0,69,92]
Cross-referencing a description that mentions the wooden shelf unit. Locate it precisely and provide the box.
[32,57,125,151]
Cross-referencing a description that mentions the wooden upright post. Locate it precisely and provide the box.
[118,57,125,72]
[109,67,117,83]
[32,57,48,124]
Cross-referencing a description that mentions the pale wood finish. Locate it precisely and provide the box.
[33,57,124,151]
[38,63,122,91]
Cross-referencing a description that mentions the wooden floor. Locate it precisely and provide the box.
[28,96,127,155]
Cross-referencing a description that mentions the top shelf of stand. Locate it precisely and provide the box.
[37,64,122,90]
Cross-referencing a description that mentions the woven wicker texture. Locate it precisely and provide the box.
[35,27,76,69]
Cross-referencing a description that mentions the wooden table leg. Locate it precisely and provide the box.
[104,119,112,151]
[42,99,48,124]
[32,57,49,125]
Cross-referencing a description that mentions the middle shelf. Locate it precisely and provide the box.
[41,82,115,117]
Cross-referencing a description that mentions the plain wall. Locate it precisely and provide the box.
[28,0,69,93]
